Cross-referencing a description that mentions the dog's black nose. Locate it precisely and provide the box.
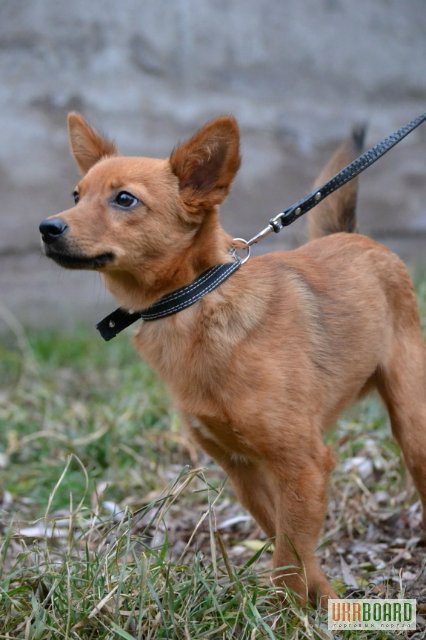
[39,217,69,244]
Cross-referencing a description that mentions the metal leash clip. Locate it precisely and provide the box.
[231,222,275,263]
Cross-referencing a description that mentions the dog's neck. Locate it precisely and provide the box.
[102,210,233,311]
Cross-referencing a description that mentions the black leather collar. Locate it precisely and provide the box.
[97,258,241,341]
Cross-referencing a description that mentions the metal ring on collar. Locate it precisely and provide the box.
[232,238,251,264]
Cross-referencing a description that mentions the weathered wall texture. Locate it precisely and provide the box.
[0,0,425,327]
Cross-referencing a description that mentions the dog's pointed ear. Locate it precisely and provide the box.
[67,112,117,175]
[169,116,241,208]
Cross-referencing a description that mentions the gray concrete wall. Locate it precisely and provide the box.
[0,0,425,328]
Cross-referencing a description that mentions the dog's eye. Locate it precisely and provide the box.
[113,191,140,210]
[72,190,80,204]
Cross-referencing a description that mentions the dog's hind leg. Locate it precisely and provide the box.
[376,329,426,527]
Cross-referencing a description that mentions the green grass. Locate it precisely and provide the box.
[0,274,425,638]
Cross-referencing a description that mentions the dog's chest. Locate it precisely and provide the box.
[133,319,230,414]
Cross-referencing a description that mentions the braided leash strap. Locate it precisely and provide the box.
[270,111,426,231]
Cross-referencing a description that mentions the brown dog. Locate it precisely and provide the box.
[39,113,426,606]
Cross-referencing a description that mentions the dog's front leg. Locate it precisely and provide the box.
[270,444,337,608]
[185,416,276,537]
[223,459,276,539]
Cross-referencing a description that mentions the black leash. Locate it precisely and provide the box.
[241,110,426,251]
[97,111,426,341]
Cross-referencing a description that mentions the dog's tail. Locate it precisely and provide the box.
[308,125,366,241]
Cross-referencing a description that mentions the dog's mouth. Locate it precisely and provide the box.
[45,247,115,270]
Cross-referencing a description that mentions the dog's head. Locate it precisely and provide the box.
[40,113,240,306]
